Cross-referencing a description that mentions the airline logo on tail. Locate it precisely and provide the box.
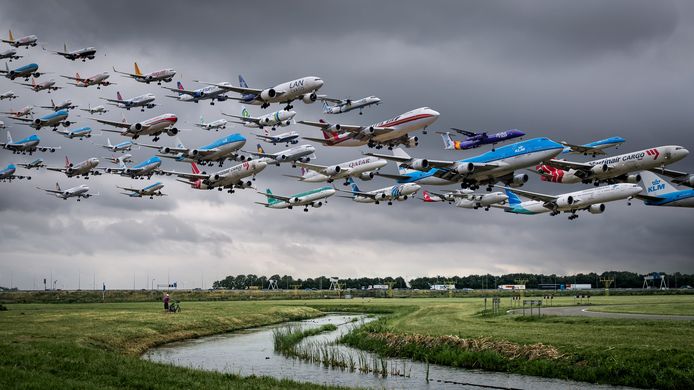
[347,177,360,194]
[238,75,248,88]
[176,81,184,95]
[8,30,14,42]
[645,148,660,160]
[536,164,565,183]
[134,62,142,76]
[75,72,81,82]
[422,190,436,202]
[441,133,457,150]
[116,91,123,101]
[256,144,265,154]
[241,107,250,118]
[265,188,279,205]
[504,188,523,206]
[191,162,200,174]
[322,101,330,113]
[65,156,72,168]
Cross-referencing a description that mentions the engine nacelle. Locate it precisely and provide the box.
[405,136,419,148]
[187,149,200,157]
[302,93,317,104]
[289,197,301,204]
[262,117,270,124]
[238,180,252,188]
[283,120,291,126]
[160,146,171,154]
[410,159,429,171]
[358,172,375,181]
[62,121,70,127]
[556,195,574,208]
[212,174,221,181]
[33,118,42,126]
[166,127,178,136]
[361,126,375,136]
[278,154,287,162]
[324,165,341,176]
[312,201,323,208]
[453,162,474,175]
[510,173,529,187]
[328,124,341,132]
[146,103,156,109]
[131,122,143,132]
[591,163,608,175]
[687,175,694,187]
[589,203,605,214]
[260,88,276,101]
[124,168,132,176]
[625,173,641,184]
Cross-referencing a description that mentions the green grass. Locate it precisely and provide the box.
[273,323,338,355]
[588,303,694,316]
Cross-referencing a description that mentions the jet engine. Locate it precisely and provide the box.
[312,201,323,208]
[625,173,641,184]
[405,136,419,148]
[160,146,171,154]
[302,93,317,104]
[33,118,41,126]
[263,117,271,124]
[328,124,341,132]
[278,154,287,162]
[237,180,253,188]
[409,159,429,171]
[62,121,71,127]
[591,163,608,175]
[131,123,144,132]
[555,195,574,208]
[33,72,41,78]
[453,162,474,175]
[510,173,529,187]
[589,203,605,214]
[360,126,376,136]
[166,127,179,136]
[146,103,156,109]
[358,172,375,181]
[260,88,276,101]
[187,149,200,157]
[289,197,301,204]
[324,165,341,176]
[283,120,292,126]
[299,156,311,163]
[686,175,694,187]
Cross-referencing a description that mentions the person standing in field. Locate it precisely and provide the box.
[163,293,170,312]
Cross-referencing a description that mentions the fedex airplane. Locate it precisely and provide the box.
[38,183,95,201]
[118,182,166,199]
[94,113,178,141]
[367,138,566,190]
[101,91,156,111]
[51,44,97,61]
[16,78,61,93]
[245,143,315,167]
[61,72,112,89]
[255,130,300,146]
[300,107,440,149]
[421,189,508,211]
[0,49,22,61]
[197,74,324,110]
[2,31,38,49]
[559,137,625,156]
[113,63,176,84]
[635,171,694,207]
[320,96,381,115]
[338,177,420,205]
[439,129,525,151]
[163,81,231,105]
[101,138,135,152]
[39,99,76,111]
[138,134,246,167]
[12,109,70,130]
[54,126,94,140]
[1,131,60,154]
[256,186,335,212]
[0,164,30,181]
[289,156,387,184]
[501,184,642,220]
[103,156,162,179]
[1,62,42,81]
[164,160,267,193]
[0,90,18,100]
[224,106,296,130]
[47,156,100,178]
[536,145,689,185]
[195,115,227,131]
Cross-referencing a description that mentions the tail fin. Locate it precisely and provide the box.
[504,187,523,206]
[392,148,415,175]
[347,177,360,194]
[65,156,71,168]
[300,167,308,178]
[265,188,279,205]
[441,132,456,150]
[241,106,250,118]
[256,143,265,154]
[63,43,67,53]
[134,62,142,76]
[7,130,12,144]
[191,162,200,174]
[422,190,436,202]
[32,77,36,87]
[106,137,112,147]
[238,75,248,88]
[175,137,185,149]
[5,63,8,73]
[640,171,676,197]
[50,99,55,108]
[116,91,123,101]
[8,30,14,42]
[199,115,204,125]
[55,182,61,192]
[322,101,330,113]
[176,81,184,95]
[75,72,81,81]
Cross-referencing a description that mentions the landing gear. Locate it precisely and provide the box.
[261,103,270,109]
[485,206,490,211]
[153,136,160,142]
[387,201,393,205]
[140,108,145,112]
[304,207,309,212]
[486,185,493,192]
[568,214,578,220]
[284,104,293,111]
[210,101,215,105]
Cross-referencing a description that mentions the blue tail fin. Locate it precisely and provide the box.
[239,75,248,88]
[504,187,522,206]
[347,177,361,194]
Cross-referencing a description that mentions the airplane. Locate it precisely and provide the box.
[635,171,694,207]
[559,137,626,156]
[320,96,381,115]
[288,156,387,184]
[102,154,133,164]
[54,126,95,139]
[51,44,96,61]
[439,129,525,151]
[535,145,689,186]
[38,182,96,201]
[80,104,108,115]
[2,106,33,117]
[101,91,156,112]
[164,160,267,193]
[0,120,4,129]
[61,72,112,89]
[244,143,315,167]
[0,164,30,182]
[255,130,300,146]
[1,62,42,81]
[163,81,232,105]
[2,31,38,49]
[39,99,76,111]
[101,138,135,153]
[16,78,60,93]
[1,131,60,154]
[0,90,18,100]
[0,49,22,61]
[500,183,642,220]
[47,156,101,179]
[138,133,246,167]
[256,186,336,212]
[420,189,508,210]
[112,62,176,84]
[12,109,70,130]
[195,115,227,131]
[103,156,162,179]
[337,177,420,205]
[648,167,694,188]
[300,107,440,149]
[18,158,46,170]
[223,106,296,130]
[118,182,166,199]
[366,138,566,190]
[93,113,178,141]
[196,74,324,110]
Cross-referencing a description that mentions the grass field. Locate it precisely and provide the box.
[588,302,694,315]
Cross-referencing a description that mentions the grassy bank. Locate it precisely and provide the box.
[273,323,338,355]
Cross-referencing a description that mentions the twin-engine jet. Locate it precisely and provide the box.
[16,78,60,93]
[195,116,227,131]
[38,183,96,201]
[164,160,267,193]
[320,96,381,115]
[1,63,42,81]
[118,182,166,199]
[2,31,38,49]
[559,137,625,156]
[421,189,508,210]
[47,156,100,178]
[113,63,176,84]
[338,177,420,205]
[54,126,94,140]
[101,138,135,153]
[61,72,112,89]
[101,91,156,112]
[18,158,46,170]
[1,132,60,154]
[80,104,108,115]
[256,186,335,212]
[51,44,96,61]
[255,130,300,146]
[0,49,22,61]
[12,109,70,130]
[3,105,33,117]
[139,134,246,167]
[246,144,315,167]
[224,107,296,130]
[103,156,162,179]
[163,81,231,105]
[94,113,178,141]
[0,90,18,100]
[39,99,76,111]
[289,156,387,184]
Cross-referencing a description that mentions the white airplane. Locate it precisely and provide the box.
[223,107,296,130]
[101,91,156,112]
[80,104,108,115]
[256,186,335,212]
[648,167,694,188]
[244,143,315,167]
[1,131,59,154]
[0,49,22,61]
[0,163,30,182]
[38,182,96,201]
[3,105,33,117]
[501,183,643,220]
[195,115,227,131]
[2,30,38,49]
[255,130,300,146]
[103,154,134,165]
[536,145,689,185]
[635,171,694,208]
[197,74,324,110]
[61,72,112,89]
[289,156,387,184]
[163,81,232,105]
[101,138,135,153]
[338,178,420,205]
[113,62,176,84]
[16,78,61,93]
[0,90,18,100]
[54,126,95,140]
[164,160,267,193]
[93,113,178,141]
[47,156,100,178]
[39,99,76,111]
[320,96,381,115]
[300,107,440,149]
[51,44,96,61]
[0,120,4,129]
[421,189,508,210]
[139,134,247,167]
[118,182,166,199]
[18,158,46,170]
[103,156,162,179]
[12,109,70,130]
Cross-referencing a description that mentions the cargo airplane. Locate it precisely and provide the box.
[289,156,387,184]
[164,160,267,193]
[1,131,59,154]
[94,113,178,141]
[256,186,335,212]
[338,177,420,205]
[320,96,381,115]
[113,63,176,84]
[38,183,95,201]
[101,91,156,112]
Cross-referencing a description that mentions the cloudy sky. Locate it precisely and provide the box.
[1,1,692,290]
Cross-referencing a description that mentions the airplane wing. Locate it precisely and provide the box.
[546,159,594,171]
[451,128,478,137]
[648,167,693,187]
[301,136,332,145]
[37,187,63,194]
[635,194,663,202]
[334,187,379,199]
[60,75,80,81]
[99,97,125,104]
[298,120,363,132]
[112,66,140,78]
[222,113,259,124]
[375,172,413,181]
[256,191,292,202]
[161,86,199,96]
[116,186,141,193]
[160,169,209,180]
[295,162,327,173]
[92,118,132,129]
[317,96,343,104]
[10,116,33,123]
[194,81,263,95]
[46,167,66,173]
[560,142,608,156]
[15,82,34,87]
[498,186,557,203]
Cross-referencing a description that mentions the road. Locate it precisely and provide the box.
[510,305,694,321]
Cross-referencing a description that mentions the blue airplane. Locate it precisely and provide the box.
[1,62,41,81]
[18,158,46,170]
[117,181,166,199]
[55,126,94,139]
[139,134,246,167]
[368,137,565,190]
[636,171,694,208]
[102,138,135,153]
[1,131,60,154]
[559,136,625,156]
[440,129,525,151]
[11,109,70,130]
[104,156,162,179]
[0,164,30,182]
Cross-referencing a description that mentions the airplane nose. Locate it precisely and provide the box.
[428,109,440,117]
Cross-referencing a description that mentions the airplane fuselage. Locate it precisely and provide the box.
[508,184,642,215]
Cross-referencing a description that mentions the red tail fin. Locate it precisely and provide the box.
[65,156,71,168]
[536,164,564,183]
[75,72,81,81]
[422,191,435,202]
[116,91,123,101]
[191,162,200,174]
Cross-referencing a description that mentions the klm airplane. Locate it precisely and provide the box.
[636,171,694,208]
[140,134,246,167]
[560,136,625,156]
[103,156,162,179]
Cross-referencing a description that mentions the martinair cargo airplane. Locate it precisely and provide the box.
[500,183,642,220]
[337,177,420,205]
[289,156,387,184]
[1,131,60,154]
[367,138,566,190]
[164,160,267,193]
[47,156,100,178]
[163,81,231,105]
[421,189,508,211]
[113,63,176,84]
[94,113,178,141]
[256,186,336,212]
[2,31,38,49]
[118,182,166,199]
[300,107,440,149]
[61,72,112,89]
[196,74,324,110]
[38,183,95,201]
[223,107,296,130]
[635,171,694,208]
[101,91,156,112]
[138,134,247,167]
[536,145,689,185]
